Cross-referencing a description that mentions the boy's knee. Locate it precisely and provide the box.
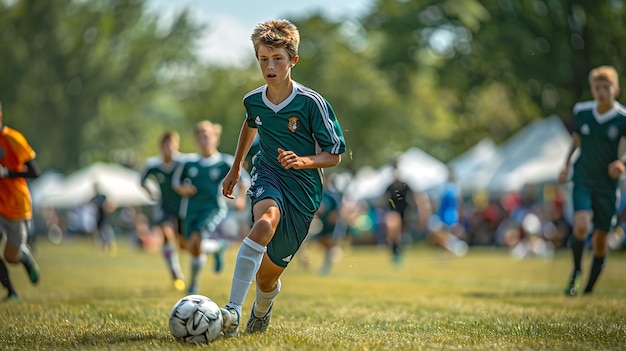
[249,219,275,244]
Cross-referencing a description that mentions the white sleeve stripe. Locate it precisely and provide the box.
[171,163,184,188]
[299,87,342,154]
[573,100,595,114]
[243,86,265,102]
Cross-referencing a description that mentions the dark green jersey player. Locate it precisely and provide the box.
[243,81,345,217]
[141,155,183,222]
[219,20,346,337]
[174,121,249,295]
[175,152,232,238]
[140,131,186,291]
[560,65,626,296]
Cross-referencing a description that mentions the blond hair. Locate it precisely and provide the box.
[251,19,300,59]
[195,120,222,137]
[588,65,619,88]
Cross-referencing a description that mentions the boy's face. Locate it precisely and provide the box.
[256,45,298,85]
[196,127,218,151]
[591,78,619,105]
[160,138,178,158]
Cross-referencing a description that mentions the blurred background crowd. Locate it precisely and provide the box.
[4,0,626,258]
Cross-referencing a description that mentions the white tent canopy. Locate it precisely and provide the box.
[448,138,500,192]
[36,162,157,208]
[452,116,572,193]
[345,147,449,200]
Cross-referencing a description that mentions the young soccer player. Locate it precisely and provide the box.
[0,98,41,301]
[174,121,249,295]
[559,65,626,295]
[140,131,186,291]
[219,19,346,336]
[382,162,418,266]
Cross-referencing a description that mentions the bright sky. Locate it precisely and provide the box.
[147,0,374,66]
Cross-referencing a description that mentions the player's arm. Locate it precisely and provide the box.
[608,136,626,179]
[139,167,158,200]
[0,159,41,179]
[223,122,257,199]
[172,163,196,197]
[277,149,341,170]
[281,98,345,170]
[559,132,580,183]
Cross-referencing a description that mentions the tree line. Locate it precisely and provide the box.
[1,0,624,174]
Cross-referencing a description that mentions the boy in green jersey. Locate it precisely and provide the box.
[220,19,346,336]
[140,131,186,291]
[174,121,249,295]
[559,65,626,295]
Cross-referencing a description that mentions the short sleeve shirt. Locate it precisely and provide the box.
[243,82,346,216]
[0,126,36,220]
[572,101,626,189]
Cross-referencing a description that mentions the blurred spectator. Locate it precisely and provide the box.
[90,181,117,256]
[428,171,468,256]
[381,160,418,266]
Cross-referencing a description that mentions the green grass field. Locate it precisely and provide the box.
[1,236,625,351]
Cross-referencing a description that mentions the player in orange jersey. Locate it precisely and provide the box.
[0,99,41,301]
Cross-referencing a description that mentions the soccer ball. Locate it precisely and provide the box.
[169,294,223,344]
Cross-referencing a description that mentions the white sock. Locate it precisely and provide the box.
[255,279,280,317]
[162,243,183,279]
[227,237,266,314]
[190,254,207,288]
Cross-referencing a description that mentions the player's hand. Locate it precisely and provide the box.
[222,169,240,199]
[277,148,303,169]
[608,160,625,179]
[558,167,569,184]
[0,165,8,178]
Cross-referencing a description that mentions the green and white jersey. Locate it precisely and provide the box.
[572,100,626,189]
[140,154,184,215]
[173,152,233,219]
[243,81,346,216]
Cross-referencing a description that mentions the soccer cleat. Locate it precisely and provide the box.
[214,241,227,273]
[3,293,18,302]
[25,261,40,285]
[245,302,272,333]
[392,253,403,267]
[187,283,198,295]
[173,279,186,292]
[564,270,581,296]
[221,306,240,337]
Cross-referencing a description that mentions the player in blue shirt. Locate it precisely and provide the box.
[219,19,346,336]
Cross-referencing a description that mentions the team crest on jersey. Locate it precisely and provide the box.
[608,125,618,140]
[288,116,299,132]
[210,168,221,180]
[581,124,590,135]
[188,167,199,178]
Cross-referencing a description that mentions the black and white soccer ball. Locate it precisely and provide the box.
[169,294,223,344]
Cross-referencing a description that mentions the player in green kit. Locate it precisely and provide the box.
[219,19,346,336]
[559,65,626,295]
[140,131,186,291]
[174,121,249,295]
